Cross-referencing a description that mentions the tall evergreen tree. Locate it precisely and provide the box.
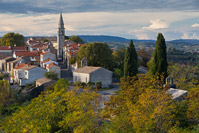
[123,40,138,78]
[150,33,168,79]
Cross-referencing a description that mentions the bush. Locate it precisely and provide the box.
[87,82,95,88]
[96,81,102,90]
[44,71,58,80]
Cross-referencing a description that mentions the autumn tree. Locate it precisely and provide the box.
[123,40,138,78]
[149,33,168,80]
[137,49,151,67]
[0,80,10,107]
[187,87,199,124]
[101,74,164,132]
[77,42,113,70]
[1,79,100,132]
[130,88,175,132]
[0,32,25,46]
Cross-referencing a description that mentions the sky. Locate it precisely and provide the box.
[0,0,199,40]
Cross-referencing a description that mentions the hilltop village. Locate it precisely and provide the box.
[0,13,114,89]
[1,13,199,133]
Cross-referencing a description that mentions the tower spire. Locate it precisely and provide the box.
[58,12,64,29]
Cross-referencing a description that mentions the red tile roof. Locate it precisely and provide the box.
[0,46,27,51]
[12,46,27,51]
[47,63,59,68]
[27,40,40,44]
[14,51,39,57]
[14,64,28,69]
[0,46,11,50]
[43,59,52,63]
[30,44,48,48]
[40,52,48,55]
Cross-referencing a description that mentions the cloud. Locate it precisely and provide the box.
[192,23,199,28]
[0,11,199,40]
[0,0,198,14]
[143,19,168,30]
[182,33,199,39]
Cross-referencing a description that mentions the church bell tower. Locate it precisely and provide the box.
[57,12,65,62]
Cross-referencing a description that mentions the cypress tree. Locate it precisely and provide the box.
[123,40,138,78]
[150,33,168,79]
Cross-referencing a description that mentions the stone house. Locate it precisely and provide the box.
[14,64,46,86]
[13,51,40,65]
[41,59,58,68]
[29,44,48,52]
[6,57,24,74]
[0,56,15,72]
[73,66,113,87]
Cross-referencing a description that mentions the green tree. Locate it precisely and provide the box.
[43,38,49,43]
[149,33,168,80]
[0,32,25,46]
[112,47,125,76]
[123,40,138,78]
[65,35,69,40]
[44,71,58,80]
[69,35,83,43]
[77,42,113,70]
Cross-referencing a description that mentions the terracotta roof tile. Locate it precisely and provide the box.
[14,64,28,69]
[0,46,11,50]
[43,59,52,63]
[47,63,59,68]
[12,46,27,51]
[14,51,39,57]
[30,44,48,48]
[40,52,49,55]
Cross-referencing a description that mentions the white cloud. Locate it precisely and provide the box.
[182,33,199,39]
[192,23,199,28]
[142,19,168,30]
[134,34,150,40]
[0,11,199,40]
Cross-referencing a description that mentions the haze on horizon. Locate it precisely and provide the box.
[0,0,199,40]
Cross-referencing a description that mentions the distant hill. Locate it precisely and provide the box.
[77,35,156,43]
[169,39,199,44]
[22,35,199,52]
